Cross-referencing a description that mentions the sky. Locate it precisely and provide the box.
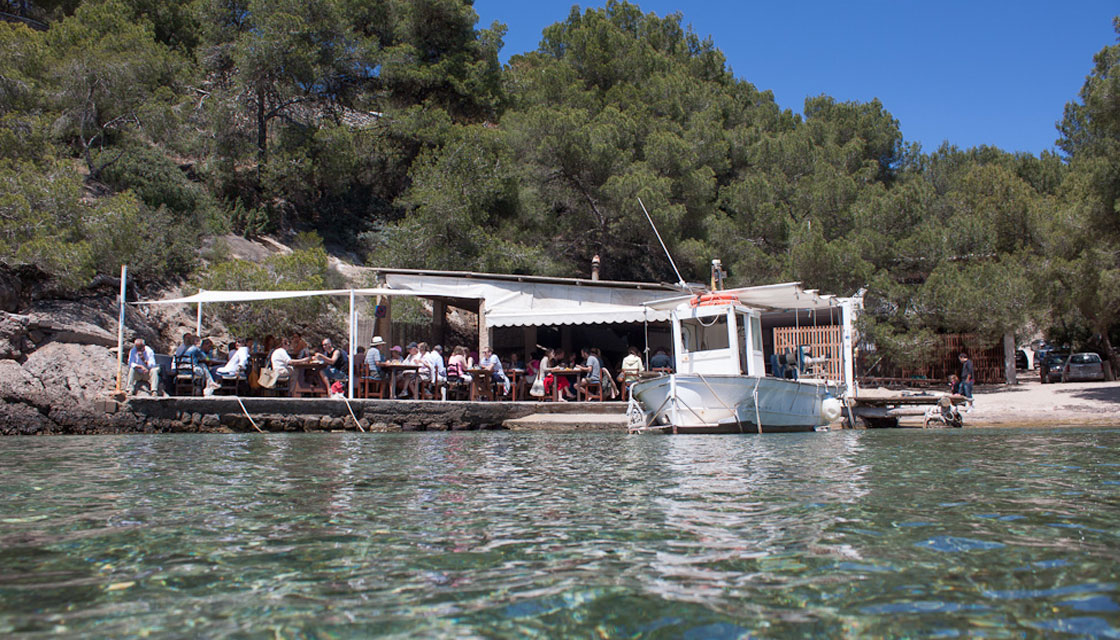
[474,0,1118,156]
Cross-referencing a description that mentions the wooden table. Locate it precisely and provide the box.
[291,361,326,397]
[466,367,495,401]
[546,367,584,402]
[380,362,420,399]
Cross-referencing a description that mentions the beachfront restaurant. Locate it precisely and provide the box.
[133,267,856,399]
[368,268,683,366]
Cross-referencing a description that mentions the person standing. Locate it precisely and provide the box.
[958,352,974,407]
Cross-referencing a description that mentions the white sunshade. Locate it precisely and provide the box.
[133,287,482,305]
[643,282,841,312]
[486,306,672,328]
[383,273,677,327]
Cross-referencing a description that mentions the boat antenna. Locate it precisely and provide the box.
[638,197,688,289]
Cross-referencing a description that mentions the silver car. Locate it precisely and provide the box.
[1062,353,1106,382]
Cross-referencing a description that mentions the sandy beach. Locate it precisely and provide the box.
[963,378,1120,428]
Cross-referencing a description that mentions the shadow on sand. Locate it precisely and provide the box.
[1064,384,1120,405]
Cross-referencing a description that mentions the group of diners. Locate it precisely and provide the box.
[360,339,509,400]
[129,330,676,401]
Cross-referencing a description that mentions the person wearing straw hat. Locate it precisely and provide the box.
[365,335,385,380]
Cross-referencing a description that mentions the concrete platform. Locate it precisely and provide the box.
[504,413,628,431]
[125,396,626,433]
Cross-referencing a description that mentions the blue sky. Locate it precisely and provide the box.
[474,1,1118,156]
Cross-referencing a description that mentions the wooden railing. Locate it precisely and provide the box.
[773,325,843,381]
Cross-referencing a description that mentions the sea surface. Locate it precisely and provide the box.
[2,428,1120,638]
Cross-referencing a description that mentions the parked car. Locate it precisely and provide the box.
[1040,352,1069,384]
[1015,349,1029,370]
[1062,352,1107,382]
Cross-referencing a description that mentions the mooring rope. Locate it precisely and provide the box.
[342,395,366,432]
[235,396,264,433]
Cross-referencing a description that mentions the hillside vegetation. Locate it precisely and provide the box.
[1,1,1118,366]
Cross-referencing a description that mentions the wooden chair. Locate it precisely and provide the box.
[173,355,203,396]
[358,364,387,399]
[579,381,604,402]
[445,376,470,401]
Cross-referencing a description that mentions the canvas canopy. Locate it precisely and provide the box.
[642,282,841,312]
[382,273,673,327]
[133,287,479,305]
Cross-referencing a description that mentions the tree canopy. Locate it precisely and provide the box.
[0,0,1117,363]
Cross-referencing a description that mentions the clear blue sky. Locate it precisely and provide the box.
[474,1,1118,156]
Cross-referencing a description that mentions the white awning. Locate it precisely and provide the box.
[644,282,841,311]
[134,287,482,305]
[384,273,675,327]
[486,306,671,327]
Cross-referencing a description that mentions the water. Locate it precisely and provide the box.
[2,429,1120,638]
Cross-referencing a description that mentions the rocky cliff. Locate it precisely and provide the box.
[0,265,174,434]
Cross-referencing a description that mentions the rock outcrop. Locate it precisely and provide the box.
[0,265,176,435]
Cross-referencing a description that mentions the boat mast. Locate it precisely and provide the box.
[638,198,688,289]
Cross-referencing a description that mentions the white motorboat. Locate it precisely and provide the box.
[627,286,855,434]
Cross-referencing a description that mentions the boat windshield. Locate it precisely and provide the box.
[680,315,730,352]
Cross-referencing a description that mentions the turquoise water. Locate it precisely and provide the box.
[2,429,1120,638]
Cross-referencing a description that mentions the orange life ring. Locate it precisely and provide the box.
[689,292,739,307]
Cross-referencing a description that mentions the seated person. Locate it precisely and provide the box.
[389,345,403,362]
[269,337,297,380]
[542,348,575,401]
[214,339,251,379]
[418,342,446,398]
[508,352,523,371]
[365,336,386,380]
[574,347,602,398]
[480,347,510,396]
[399,342,421,398]
[290,332,310,359]
[315,338,348,391]
[127,338,163,396]
[618,346,644,388]
[173,332,194,358]
[182,337,217,392]
[446,346,471,383]
[431,345,447,380]
[650,347,673,371]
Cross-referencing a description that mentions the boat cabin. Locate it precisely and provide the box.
[672,298,766,376]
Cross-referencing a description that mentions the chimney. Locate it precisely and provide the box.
[591,255,601,281]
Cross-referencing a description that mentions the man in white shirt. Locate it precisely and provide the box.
[270,337,294,379]
[127,338,163,395]
[431,345,447,380]
[480,346,510,395]
[215,339,251,378]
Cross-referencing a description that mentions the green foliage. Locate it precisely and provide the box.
[1,0,1118,357]
[196,240,334,337]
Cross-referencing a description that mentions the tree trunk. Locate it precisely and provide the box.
[1102,332,1117,382]
[1003,332,1017,385]
[256,84,267,169]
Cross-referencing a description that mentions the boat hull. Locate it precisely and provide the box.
[628,374,835,434]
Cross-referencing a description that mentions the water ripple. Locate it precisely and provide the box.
[0,428,1118,637]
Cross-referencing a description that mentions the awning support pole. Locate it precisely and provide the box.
[196,298,203,337]
[841,299,856,398]
[348,290,355,400]
[116,264,127,393]
[643,310,650,368]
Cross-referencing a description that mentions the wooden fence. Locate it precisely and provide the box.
[857,334,1004,384]
[773,325,843,381]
